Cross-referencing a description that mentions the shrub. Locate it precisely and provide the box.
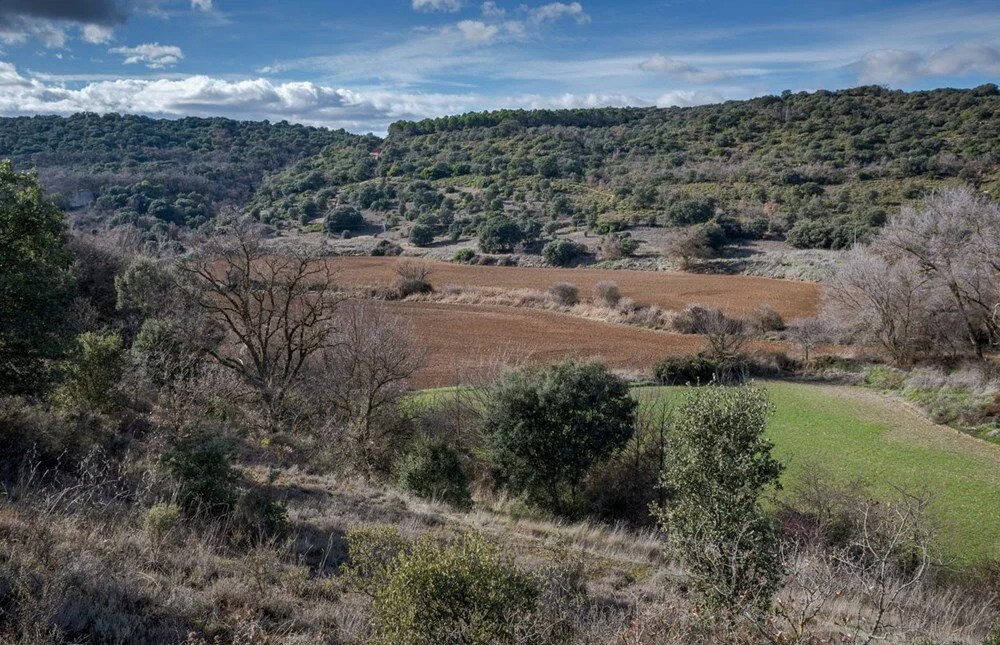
[671,304,718,334]
[548,282,579,306]
[666,198,715,225]
[324,205,365,234]
[368,533,538,645]
[478,216,523,253]
[163,434,238,516]
[394,260,433,297]
[750,304,785,333]
[863,365,907,390]
[542,238,587,266]
[452,248,476,263]
[652,385,783,612]
[409,223,434,246]
[398,440,472,509]
[58,331,126,414]
[371,240,403,256]
[598,233,638,260]
[343,524,408,596]
[653,355,717,385]
[145,503,182,540]
[482,360,637,515]
[592,281,620,307]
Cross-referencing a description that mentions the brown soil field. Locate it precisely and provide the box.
[364,300,788,388]
[328,256,820,319]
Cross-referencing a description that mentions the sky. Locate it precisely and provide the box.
[0,0,998,134]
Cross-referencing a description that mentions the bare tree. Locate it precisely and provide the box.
[787,317,831,362]
[663,227,715,270]
[320,302,424,471]
[878,188,1000,357]
[178,220,340,432]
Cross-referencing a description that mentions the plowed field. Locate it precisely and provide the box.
[328,256,820,318]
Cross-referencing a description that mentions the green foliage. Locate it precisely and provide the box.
[863,365,907,390]
[163,433,238,516]
[58,332,127,414]
[666,198,716,225]
[541,238,587,266]
[398,440,472,509]
[145,503,182,540]
[409,222,435,246]
[477,216,523,253]
[343,525,409,597]
[482,360,637,515]
[452,248,477,263]
[653,355,718,385]
[0,160,74,395]
[367,532,538,645]
[325,206,366,234]
[652,385,783,611]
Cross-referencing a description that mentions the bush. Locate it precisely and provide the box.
[452,248,476,263]
[671,304,719,334]
[542,239,587,267]
[145,502,182,540]
[482,360,637,515]
[863,365,907,390]
[58,331,126,414]
[367,532,538,645]
[750,304,786,333]
[398,440,472,509]
[324,205,365,234]
[548,282,579,306]
[394,260,433,297]
[409,223,435,246]
[652,385,783,611]
[478,216,523,253]
[371,239,403,256]
[592,281,620,307]
[163,433,238,516]
[653,355,717,385]
[666,198,715,225]
[343,524,409,596]
[598,233,638,260]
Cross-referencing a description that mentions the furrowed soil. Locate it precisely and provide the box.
[359,300,786,388]
[328,256,820,319]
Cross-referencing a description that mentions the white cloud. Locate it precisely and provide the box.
[456,20,500,44]
[529,2,589,25]
[481,2,505,18]
[655,89,723,108]
[110,42,183,68]
[82,23,114,44]
[856,43,1000,84]
[0,59,662,134]
[413,0,463,12]
[0,19,68,48]
[639,54,732,83]
[191,0,213,10]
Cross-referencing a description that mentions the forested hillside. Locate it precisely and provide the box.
[0,113,360,234]
[255,84,1000,251]
[4,85,999,253]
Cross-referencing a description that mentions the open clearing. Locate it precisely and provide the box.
[639,382,1000,563]
[329,256,820,318]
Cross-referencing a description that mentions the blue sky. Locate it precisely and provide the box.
[0,0,998,133]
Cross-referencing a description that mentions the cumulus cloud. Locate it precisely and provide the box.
[82,23,114,44]
[110,42,184,68]
[0,59,660,133]
[856,43,1000,84]
[528,2,589,25]
[191,0,213,10]
[456,20,500,44]
[413,0,463,12]
[639,54,731,83]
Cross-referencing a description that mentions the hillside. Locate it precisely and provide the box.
[254,85,1000,252]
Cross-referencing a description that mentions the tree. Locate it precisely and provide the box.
[541,238,587,267]
[652,385,783,615]
[324,205,365,234]
[663,226,715,269]
[179,220,340,433]
[482,360,637,515]
[477,216,522,253]
[0,160,75,395]
[409,222,435,246]
[787,317,830,362]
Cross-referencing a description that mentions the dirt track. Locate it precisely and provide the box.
[327,256,820,319]
[365,300,788,388]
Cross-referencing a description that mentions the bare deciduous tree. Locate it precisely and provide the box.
[663,227,714,270]
[179,220,340,432]
[787,317,831,362]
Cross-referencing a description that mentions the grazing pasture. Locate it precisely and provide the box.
[639,381,1000,563]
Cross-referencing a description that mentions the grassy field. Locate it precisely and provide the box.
[638,381,1000,564]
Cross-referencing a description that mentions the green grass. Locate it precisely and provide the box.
[638,381,1000,563]
[413,380,1000,562]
